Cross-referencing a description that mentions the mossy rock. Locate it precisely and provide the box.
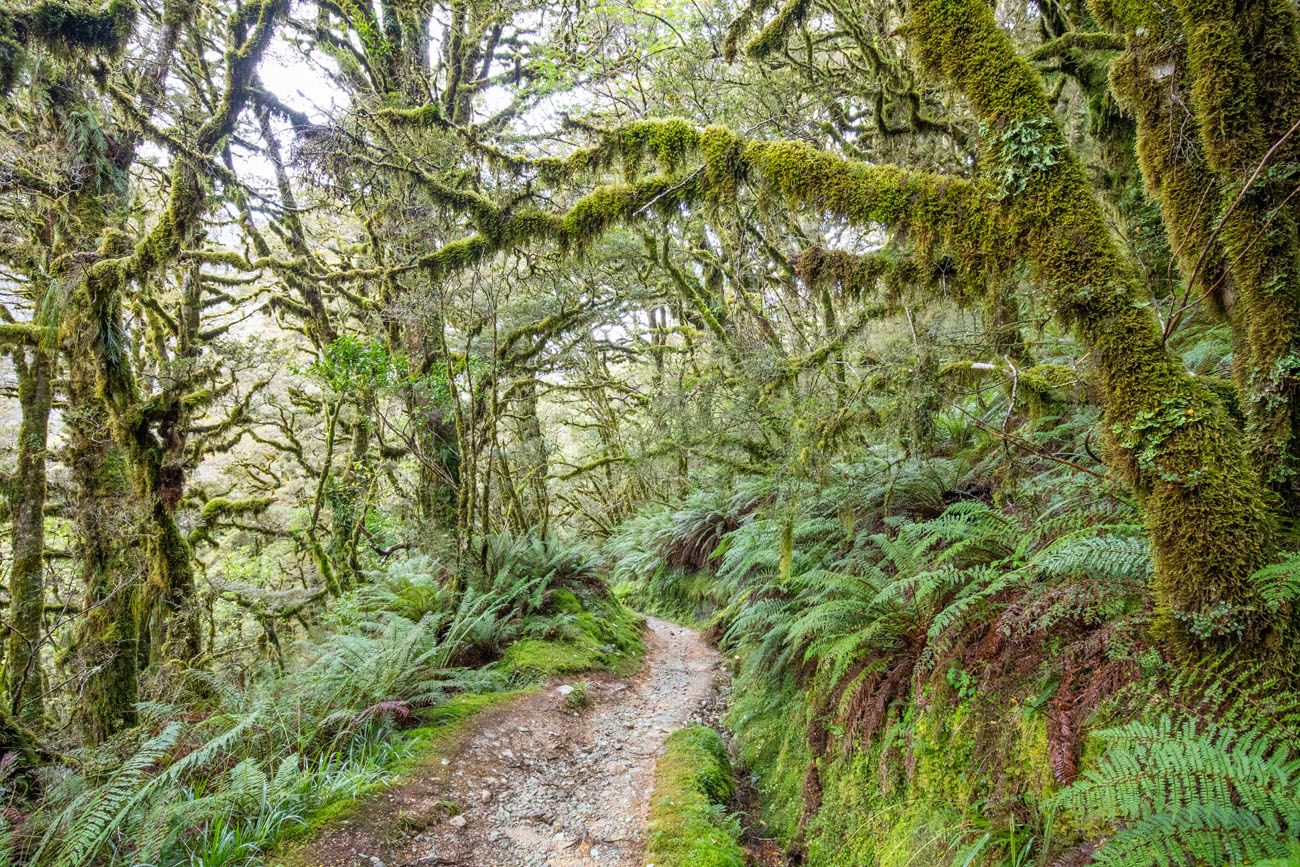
[645,726,745,867]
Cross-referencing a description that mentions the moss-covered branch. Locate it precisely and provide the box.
[1170,0,1300,509]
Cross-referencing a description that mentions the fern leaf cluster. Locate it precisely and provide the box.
[1053,663,1300,866]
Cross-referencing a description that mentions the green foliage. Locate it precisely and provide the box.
[605,485,751,623]
[1054,715,1300,863]
[305,335,411,400]
[623,443,1169,864]
[1247,549,1300,612]
[562,681,591,711]
[1048,661,1300,864]
[982,116,1066,199]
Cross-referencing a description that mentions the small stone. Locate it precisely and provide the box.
[448,814,468,829]
[557,685,575,696]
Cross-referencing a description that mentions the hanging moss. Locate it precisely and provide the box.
[5,0,136,57]
[558,176,683,250]
[721,0,775,61]
[745,0,811,59]
[617,117,698,178]
[795,245,912,300]
[1153,0,1300,510]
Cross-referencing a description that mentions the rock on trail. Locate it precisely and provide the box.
[291,617,725,867]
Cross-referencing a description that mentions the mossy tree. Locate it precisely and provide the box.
[2,0,290,737]
[1092,0,1300,515]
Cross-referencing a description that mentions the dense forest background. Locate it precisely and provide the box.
[0,0,1299,862]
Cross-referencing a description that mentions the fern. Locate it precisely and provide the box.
[1052,667,1300,866]
[32,722,183,867]
[1032,530,1151,585]
[1248,550,1300,611]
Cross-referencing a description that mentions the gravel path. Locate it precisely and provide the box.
[290,617,726,867]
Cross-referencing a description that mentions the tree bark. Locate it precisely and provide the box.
[6,345,52,722]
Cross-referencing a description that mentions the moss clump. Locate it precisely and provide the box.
[559,176,681,251]
[745,0,810,59]
[498,588,644,677]
[497,638,602,675]
[618,117,698,177]
[795,245,912,300]
[645,726,745,867]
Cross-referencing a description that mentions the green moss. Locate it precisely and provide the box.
[499,591,644,677]
[795,699,983,866]
[912,702,981,809]
[10,0,136,56]
[795,245,909,300]
[417,233,492,278]
[645,726,745,867]
[721,0,775,60]
[728,676,810,842]
[1011,708,1056,804]
[745,0,810,59]
[402,690,531,756]
[1108,6,1300,511]
[908,0,1281,649]
[618,117,698,177]
[558,176,679,250]
[731,662,1078,866]
[497,638,602,675]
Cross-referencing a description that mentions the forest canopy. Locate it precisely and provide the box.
[0,0,1299,862]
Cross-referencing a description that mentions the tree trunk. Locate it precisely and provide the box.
[6,346,51,722]
[908,0,1280,646]
[1102,0,1300,512]
[67,361,141,745]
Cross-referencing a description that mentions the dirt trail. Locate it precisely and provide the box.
[291,617,725,866]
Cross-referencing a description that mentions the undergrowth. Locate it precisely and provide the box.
[2,534,640,867]
[608,417,1300,866]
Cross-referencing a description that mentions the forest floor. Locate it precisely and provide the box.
[285,617,776,867]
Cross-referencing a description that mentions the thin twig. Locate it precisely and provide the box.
[949,403,1109,480]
